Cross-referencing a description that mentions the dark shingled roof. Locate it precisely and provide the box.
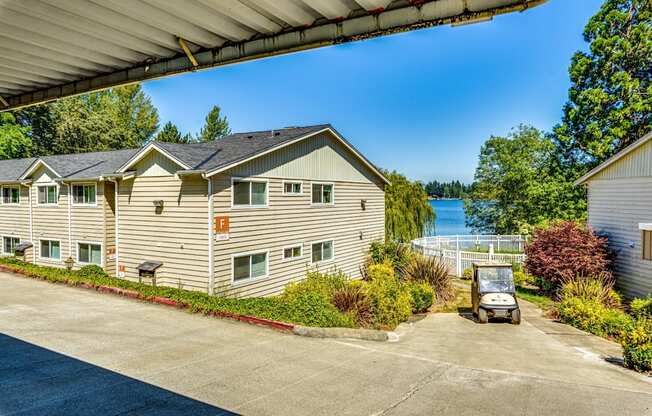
[154,125,330,171]
[0,157,37,181]
[0,124,386,183]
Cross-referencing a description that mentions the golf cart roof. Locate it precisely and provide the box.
[472,262,513,268]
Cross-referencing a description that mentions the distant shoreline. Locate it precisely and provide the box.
[428,197,463,201]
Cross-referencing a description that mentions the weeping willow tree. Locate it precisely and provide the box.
[384,171,436,242]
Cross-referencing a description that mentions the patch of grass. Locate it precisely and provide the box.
[516,286,556,311]
[432,284,471,313]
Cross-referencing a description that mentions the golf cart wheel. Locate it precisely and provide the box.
[511,309,521,325]
[478,309,488,324]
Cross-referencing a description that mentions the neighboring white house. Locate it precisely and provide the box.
[575,131,652,299]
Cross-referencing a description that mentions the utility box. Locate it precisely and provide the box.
[14,242,33,263]
[137,261,163,286]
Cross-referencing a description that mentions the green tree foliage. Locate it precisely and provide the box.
[156,121,194,144]
[384,171,435,242]
[554,0,651,168]
[465,125,586,234]
[424,180,471,198]
[0,113,33,160]
[198,105,231,142]
[13,84,159,155]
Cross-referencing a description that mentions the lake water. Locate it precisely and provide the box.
[429,199,471,236]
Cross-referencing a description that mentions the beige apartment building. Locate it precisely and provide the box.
[0,125,387,297]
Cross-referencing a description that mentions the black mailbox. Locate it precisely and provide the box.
[137,261,163,286]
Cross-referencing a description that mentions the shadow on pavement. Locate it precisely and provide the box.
[0,333,237,416]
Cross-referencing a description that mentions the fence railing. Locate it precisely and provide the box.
[412,235,527,277]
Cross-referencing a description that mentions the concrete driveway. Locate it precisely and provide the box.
[0,272,650,416]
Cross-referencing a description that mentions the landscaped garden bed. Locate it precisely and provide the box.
[0,241,454,333]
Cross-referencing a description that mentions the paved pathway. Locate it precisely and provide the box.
[0,272,650,415]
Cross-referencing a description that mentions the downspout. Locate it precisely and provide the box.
[205,175,214,295]
[27,184,34,263]
[66,182,72,260]
[111,178,120,277]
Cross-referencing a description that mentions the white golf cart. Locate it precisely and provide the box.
[471,262,521,325]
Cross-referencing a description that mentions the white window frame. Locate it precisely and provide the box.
[1,235,20,255]
[282,180,303,196]
[36,183,59,206]
[311,239,335,264]
[1,186,20,205]
[71,183,98,207]
[231,249,270,284]
[77,241,103,266]
[230,177,269,209]
[38,239,62,261]
[310,182,335,206]
[282,243,304,261]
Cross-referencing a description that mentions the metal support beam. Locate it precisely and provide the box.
[1,0,547,111]
[0,95,8,108]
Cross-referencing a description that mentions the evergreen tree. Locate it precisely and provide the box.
[156,122,194,144]
[554,0,651,167]
[198,105,231,142]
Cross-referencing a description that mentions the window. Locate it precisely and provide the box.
[37,185,57,205]
[312,240,334,263]
[2,236,19,254]
[643,230,652,261]
[233,251,268,283]
[283,244,303,260]
[72,184,96,205]
[311,183,333,205]
[283,181,302,195]
[40,240,61,260]
[78,242,102,265]
[232,179,267,207]
[2,186,20,204]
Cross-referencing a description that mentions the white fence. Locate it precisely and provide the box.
[412,235,527,277]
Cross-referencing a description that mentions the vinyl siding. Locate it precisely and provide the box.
[104,182,116,277]
[0,185,30,255]
[587,177,652,298]
[116,169,209,291]
[211,176,385,298]
[592,139,652,180]
[31,167,70,266]
[70,183,106,268]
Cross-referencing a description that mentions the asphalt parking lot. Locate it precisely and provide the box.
[0,272,650,416]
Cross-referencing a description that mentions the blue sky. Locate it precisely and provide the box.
[143,0,603,183]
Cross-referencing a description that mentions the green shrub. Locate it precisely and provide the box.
[331,281,373,327]
[513,271,527,287]
[560,277,621,309]
[283,290,355,328]
[630,296,652,319]
[602,309,634,338]
[462,268,472,280]
[283,269,347,301]
[77,264,108,279]
[558,297,608,336]
[400,254,453,302]
[621,318,652,373]
[368,240,413,275]
[407,282,435,313]
[366,263,412,328]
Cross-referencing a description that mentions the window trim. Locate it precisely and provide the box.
[282,180,303,196]
[230,177,269,209]
[76,241,103,266]
[642,230,652,261]
[1,186,21,205]
[231,249,270,285]
[282,243,304,262]
[310,182,335,206]
[38,239,62,261]
[1,235,20,255]
[71,183,98,207]
[36,183,59,206]
[311,239,335,264]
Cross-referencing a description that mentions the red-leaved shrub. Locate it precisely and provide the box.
[525,221,612,291]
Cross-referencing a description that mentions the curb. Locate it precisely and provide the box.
[0,264,295,334]
[293,326,394,342]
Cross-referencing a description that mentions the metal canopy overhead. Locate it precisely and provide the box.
[0,0,545,111]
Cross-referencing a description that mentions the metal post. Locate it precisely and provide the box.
[455,235,461,277]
